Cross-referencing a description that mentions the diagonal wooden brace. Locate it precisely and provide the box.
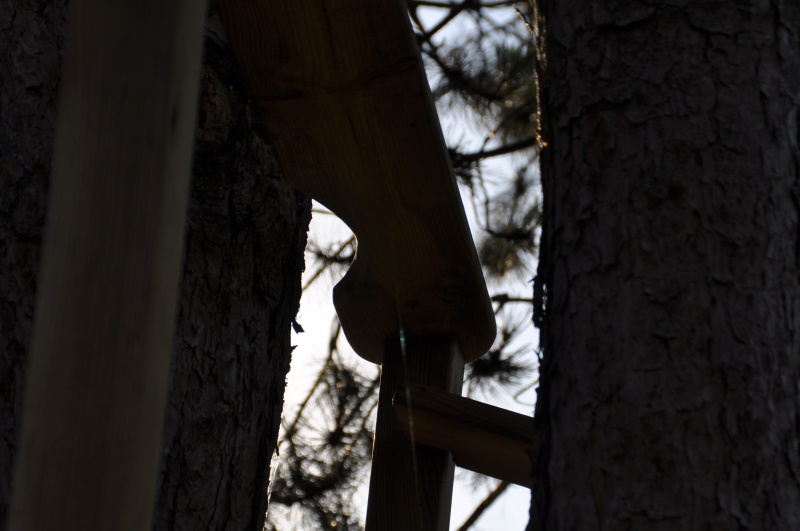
[393,384,533,488]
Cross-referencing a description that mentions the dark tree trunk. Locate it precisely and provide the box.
[152,19,310,530]
[0,2,66,524]
[0,4,309,530]
[532,2,800,529]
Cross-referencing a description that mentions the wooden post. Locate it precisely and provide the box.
[365,335,464,531]
[8,1,206,529]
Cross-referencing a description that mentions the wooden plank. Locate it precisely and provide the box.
[393,384,533,488]
[365,335,464,530]
[8,1,206,529]
[214,0,496,363]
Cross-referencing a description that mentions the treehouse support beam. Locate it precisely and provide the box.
[214,0,496,365]
[365,335,464,531]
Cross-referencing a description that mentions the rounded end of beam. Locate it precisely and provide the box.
[333,261,496,364]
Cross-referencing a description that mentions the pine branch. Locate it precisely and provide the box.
[456,135,538,165]
[408,0,519,7]
[491,293,534,304]
[456,481,512,530]
[281,322,340,439]
[302,235,355,290]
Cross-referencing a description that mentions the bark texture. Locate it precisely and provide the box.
[0,4,310,529]
[532,2,800,529]
[0,1,65,525]
[153,21,311,530]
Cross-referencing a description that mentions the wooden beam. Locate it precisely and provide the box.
[365,336,464,530]
[8,1,206,529]
[214,0,496,364]
[393,384,533,488]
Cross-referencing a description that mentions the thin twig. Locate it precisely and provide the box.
[457,481,512,530]
[302,235,355,291]
[458,135,538,164]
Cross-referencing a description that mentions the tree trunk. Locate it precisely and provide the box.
[153,19,310,530]
[532,3,800,529]
[0,4,309,529]
[0,1,66,524]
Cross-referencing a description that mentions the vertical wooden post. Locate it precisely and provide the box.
[365,335,464,531]
[8,1,206,529]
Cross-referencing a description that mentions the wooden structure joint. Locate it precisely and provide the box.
[393,384,533,488]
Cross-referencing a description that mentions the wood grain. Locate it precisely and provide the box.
[394,384,533,487]
[214,0,496,363]
[365,335,464,530]
[8,1,206,528]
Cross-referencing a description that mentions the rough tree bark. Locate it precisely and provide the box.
[0,4,309,529]
[152,17,310,530]
[532,2,800,529]
[0,2,66,524]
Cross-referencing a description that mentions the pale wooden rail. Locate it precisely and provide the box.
[211,1,512,528]
[9,0,206,528]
